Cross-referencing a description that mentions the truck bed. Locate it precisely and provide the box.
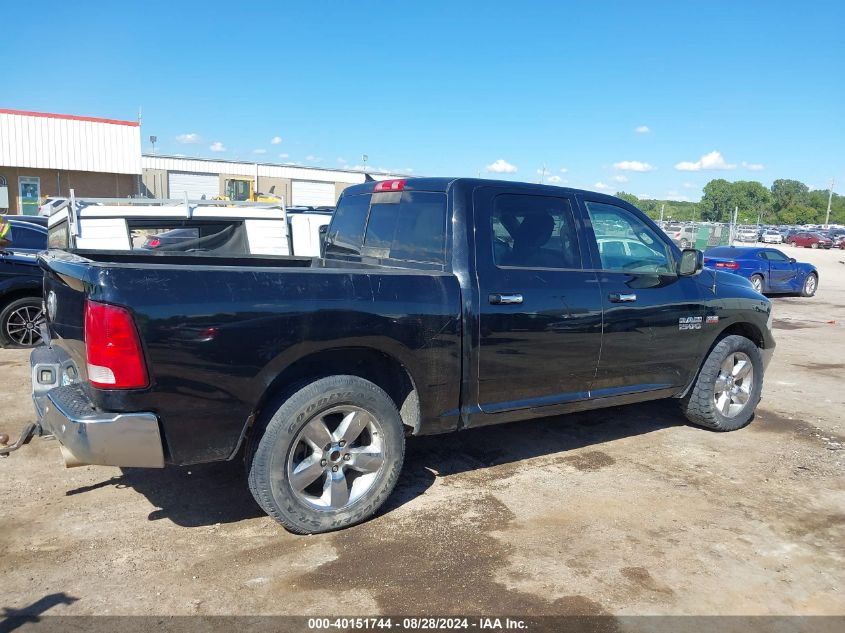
[40,249,463,464]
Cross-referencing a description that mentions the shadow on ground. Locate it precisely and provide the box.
[64,399,685,528]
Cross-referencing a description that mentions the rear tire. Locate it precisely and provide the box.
[750,274,764,293]
[247,375,405,534]
[681,335,763,431]
[800,273,818,297]
[0,297,43,348]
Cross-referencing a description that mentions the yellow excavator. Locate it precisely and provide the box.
[219,178,283,203]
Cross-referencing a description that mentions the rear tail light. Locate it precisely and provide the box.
[84,300,149,389]
[148,238,161,248]
[714,261,740,270]
[373,179,406,193]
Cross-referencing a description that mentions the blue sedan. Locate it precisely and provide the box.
[703,246,819,296]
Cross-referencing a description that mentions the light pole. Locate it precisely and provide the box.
[149,135,157,155]
[826,178,835,227]
[361,154,368,172]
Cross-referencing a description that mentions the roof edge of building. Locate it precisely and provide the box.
[0,108,140,127]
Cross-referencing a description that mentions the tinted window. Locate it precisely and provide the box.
[586,201,673,273]
[491,194,581,269]
[763,250,790,262]
[362,191,447,265]
[8,224,46,250]
[325,193,370,258]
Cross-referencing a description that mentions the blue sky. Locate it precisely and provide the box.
[3,1,843,201]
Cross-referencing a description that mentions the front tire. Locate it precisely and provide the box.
[680,238,690,248]
[681,335,763,431]
[811,242,818,249]
[0,297,43,348]
[801,273,818,297]
[247,375,405,534]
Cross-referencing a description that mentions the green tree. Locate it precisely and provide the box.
[733,180,772,223]
[700,179,736,222]
[616,191,640,206]
[771,179,809,216]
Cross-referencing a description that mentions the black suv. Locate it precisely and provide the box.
[0,217,47,347]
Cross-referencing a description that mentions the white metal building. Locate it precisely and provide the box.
[142,155,397,207]
[0,109,142,214]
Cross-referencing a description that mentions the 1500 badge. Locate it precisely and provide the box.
[679,316,703,330]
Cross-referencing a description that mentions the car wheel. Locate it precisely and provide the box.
[0,297,44,348]
[801,273,818,297]
[750,274,764,293]
[247,375,405,534]
[811,242,818,249]
[680,238,690,248]
[681,335,763,431]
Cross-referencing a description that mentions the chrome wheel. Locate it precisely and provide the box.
[751,276,763,292]
[713,352,754,418]
[5,304,43,346]
[804,274,817,296]
[286,405,385,511]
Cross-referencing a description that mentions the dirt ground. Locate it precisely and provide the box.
[1,246,843,619]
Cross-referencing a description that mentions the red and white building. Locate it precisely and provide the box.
[0,109,142,215]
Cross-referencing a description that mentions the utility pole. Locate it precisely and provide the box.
[659,204,664,225]
[538,163,547,184]
[826,178,835,227]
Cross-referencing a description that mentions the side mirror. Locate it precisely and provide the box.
[678,248,703,276]
[789,258,796,263]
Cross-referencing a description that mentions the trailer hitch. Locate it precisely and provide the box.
[0,423,38,457]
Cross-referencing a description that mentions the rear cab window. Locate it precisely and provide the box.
[326,188,448,270]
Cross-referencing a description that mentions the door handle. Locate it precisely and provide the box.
[609,293,637,303]
[489,293,523,305]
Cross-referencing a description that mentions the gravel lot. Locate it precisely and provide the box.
[1,245,843,618]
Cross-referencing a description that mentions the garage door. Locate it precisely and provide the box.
[292,180,336,207]
[168,172,219,199]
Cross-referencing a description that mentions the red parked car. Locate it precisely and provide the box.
[787,232,833,249]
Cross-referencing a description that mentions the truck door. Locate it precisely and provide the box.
[579,196,706,396]
[470,187,603,421]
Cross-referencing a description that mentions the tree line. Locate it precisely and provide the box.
[617,179,843,226]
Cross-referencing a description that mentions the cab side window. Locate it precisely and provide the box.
[491,194,581,269]
[585,201,674,274]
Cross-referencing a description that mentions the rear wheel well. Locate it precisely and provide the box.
[0,289,41,310]
[253,348,420,439]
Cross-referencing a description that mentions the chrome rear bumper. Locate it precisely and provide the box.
[31,347,164,468]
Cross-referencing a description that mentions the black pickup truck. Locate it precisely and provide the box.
[20,178,774,533]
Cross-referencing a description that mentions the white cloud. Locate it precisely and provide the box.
[742,161,765,171]
[635,125,651,134]
[637,193,652,199]
[593,181,613,191]
[486,159,518,174]
[337,157,348,164]
[559,167,569,173]
[674,150,735,171]
[271,136,282,145]
[305,155,321,162]
[613,160,655,172]
[252,148,267,154]
[209,141,225,152]
[176,133,201,144]
[612,174,628,183]
[665,192,690,201]
[546,175,563,184]
[682,182,696,189]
